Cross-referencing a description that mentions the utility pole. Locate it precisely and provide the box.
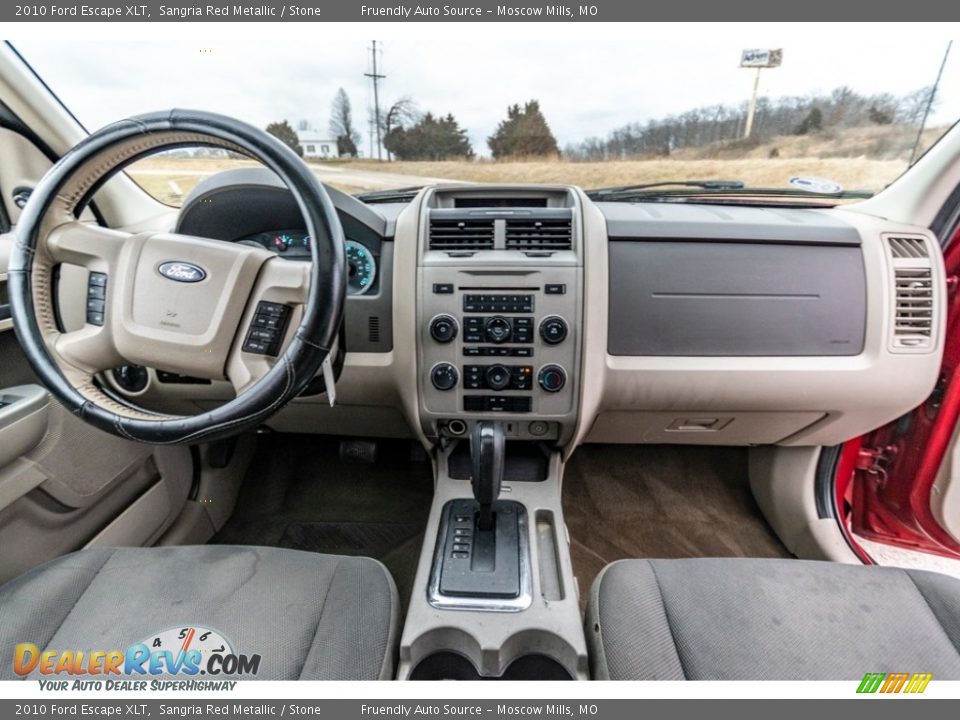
[364,40,386,161]
[909,40,952,165]
[744,67,762,139]
[368,116,374,160]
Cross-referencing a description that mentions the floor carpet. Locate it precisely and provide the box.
[213,434,434,614]
[562,444,791,611]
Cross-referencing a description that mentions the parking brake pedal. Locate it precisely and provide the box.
[339,439,378,464]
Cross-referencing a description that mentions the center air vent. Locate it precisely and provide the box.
[505,216,573,251]
[429,217,495,251]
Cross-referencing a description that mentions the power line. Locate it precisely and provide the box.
[364,40,386,161]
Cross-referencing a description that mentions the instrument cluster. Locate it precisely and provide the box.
[238,230,377,295]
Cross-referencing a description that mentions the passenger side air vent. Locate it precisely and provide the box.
[893,268,934,346]
[505,215,573,252]
[888,236,930,259]
[429,217,495,251]
[885,234,937,352]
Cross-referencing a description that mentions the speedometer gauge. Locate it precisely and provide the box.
[345,240,376,295]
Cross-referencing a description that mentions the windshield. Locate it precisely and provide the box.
[12,26,960,206]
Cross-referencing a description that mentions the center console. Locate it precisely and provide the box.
[417,188,583,444]
[398,187,588,680]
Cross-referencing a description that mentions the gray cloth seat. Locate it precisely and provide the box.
[0,545,398,680]
[587,558,960,680]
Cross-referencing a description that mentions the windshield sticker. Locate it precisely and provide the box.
[788,176,844,194]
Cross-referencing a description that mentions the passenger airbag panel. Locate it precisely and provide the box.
[608,241,866,356]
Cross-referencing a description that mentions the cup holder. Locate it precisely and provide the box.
[410,652,573,680]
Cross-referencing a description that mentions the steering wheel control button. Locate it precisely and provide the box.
[429,315,459,343]
[243,301,291,356]
[485,364,512,391]
[86,273,108,326]
[484,316,513,344]
[538,365,567,393]
[431,363,459,391]
[539,316,569,345]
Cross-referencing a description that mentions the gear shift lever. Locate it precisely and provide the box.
[434,420,522,601]
[470,421,505,531]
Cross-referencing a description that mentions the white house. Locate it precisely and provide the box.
[296,121,338,159]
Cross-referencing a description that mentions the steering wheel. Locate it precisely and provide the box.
[8,110,346,444]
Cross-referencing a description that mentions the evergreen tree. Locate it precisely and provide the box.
[383,112,474,160]
[265,120,303,157]
[487,100,560,159]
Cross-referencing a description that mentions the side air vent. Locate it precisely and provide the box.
[885,233,937,352]
[505,216,573,252]
[893,268,934,346]
[888,236,930,259]
[429,217,495,251]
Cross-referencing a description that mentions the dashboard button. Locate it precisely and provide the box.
[429,315,459,343]
[538,365,567,393]
[539,316,568,345]
[431,363,459,391]
[485,364,511,391]
[484,316,513,344]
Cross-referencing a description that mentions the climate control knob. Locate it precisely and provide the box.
[429,314,459,343]
[538,365,567,393]
[485,364,512,391]
[539,316,568,345]
[431,363,459,391]
[484,316,512,344]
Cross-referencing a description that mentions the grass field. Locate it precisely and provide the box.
[337,157,907,190]
[127,155,911,206]
[126,124,948,205]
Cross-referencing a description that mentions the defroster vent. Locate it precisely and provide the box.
[888,236,930,259]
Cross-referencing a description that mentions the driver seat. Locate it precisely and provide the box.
[0,545,398,680]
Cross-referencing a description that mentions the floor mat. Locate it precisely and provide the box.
[214,435,434,613]
[279,521,422,558]
[562,444,790,612]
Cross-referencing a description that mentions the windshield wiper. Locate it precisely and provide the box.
[587,179,745,198]
[355,186,424,203]
[586,180,873,202]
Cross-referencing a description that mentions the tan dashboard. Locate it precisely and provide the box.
[0,183,944,451]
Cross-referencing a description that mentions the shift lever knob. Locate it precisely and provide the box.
[470,421,505,531]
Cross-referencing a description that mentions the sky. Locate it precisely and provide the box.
[10,22,960,157]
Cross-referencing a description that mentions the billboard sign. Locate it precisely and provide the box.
[740,48,783,68]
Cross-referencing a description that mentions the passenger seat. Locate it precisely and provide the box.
[586,558,960,680]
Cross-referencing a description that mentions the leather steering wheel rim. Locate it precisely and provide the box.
[8,110,346,445]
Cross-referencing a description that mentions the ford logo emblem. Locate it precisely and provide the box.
[158,261,207,283]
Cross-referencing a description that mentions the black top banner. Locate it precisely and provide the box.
[4,0,960,22]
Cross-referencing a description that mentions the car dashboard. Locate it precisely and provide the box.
[99,167,946,450]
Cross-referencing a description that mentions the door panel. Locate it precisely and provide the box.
[0,329,193,584]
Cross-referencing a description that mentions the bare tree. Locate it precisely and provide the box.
[330,88,360,157]
[380,97,419,160]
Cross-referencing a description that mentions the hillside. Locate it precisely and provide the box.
[126,123,951,205]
